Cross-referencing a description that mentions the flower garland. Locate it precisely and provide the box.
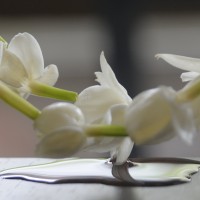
[0,33,199,164]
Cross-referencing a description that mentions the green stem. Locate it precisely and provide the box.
[85,125,127,137]
[176,78,200,103]
[0,36,7,44]
[29,81,78,102]
[0,82,41,120]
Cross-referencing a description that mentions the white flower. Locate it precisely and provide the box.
[76,52,132,123]
[75,52,133,164]
[0,32,59,99]
[34,102,86,158]
[155,54,200,82]
[125,86,195,145]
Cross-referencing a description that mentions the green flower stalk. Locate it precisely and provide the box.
[85,125,127,137]
[0,81,40,120]
[28,80,77,102]
[0,36,7,45]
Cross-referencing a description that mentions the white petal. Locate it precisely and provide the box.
[156,54,200,73]
[8,85,30,99]
[180,72,199,82]
[100,104,128,125]
[37,64,59,86]
[95,52,132,103]
[115,137,133,164]
[75,85,128,123]
[19,90,30,99]
[108,104,128,125]
[0,47,27,87]
[36,126,86,158]
[8,32,44,79]
[97,52,120,87]
[34,102,85,138]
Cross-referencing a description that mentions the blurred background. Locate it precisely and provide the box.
[1,0,200,157]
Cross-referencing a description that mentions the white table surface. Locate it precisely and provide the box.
[0,158,199,200]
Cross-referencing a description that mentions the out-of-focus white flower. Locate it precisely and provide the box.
[34,102,86,158]
[155,54,200,82]
[0,32,77,101]
[125,86,195,145]
[75,52,133,164]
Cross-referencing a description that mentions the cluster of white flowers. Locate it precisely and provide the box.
[0,32,200,164]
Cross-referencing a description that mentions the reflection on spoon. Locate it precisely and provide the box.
[0,157,199,186]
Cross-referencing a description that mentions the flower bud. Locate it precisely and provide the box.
[125,87,176,145]
[34,102,85,137]
[36,126,86,158]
